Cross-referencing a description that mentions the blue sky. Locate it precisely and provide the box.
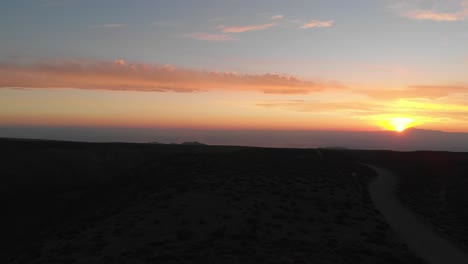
[2,0,466,75]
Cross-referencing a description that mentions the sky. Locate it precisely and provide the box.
[1,0,468,139]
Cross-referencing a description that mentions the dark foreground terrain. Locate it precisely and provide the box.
[354,150,468,250]
[4,138,461,263]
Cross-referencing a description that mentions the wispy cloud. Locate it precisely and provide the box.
[404,10,461,21]
[89,24,126,29]
[359,85,468,99]
[255,98,468,124]
[217,23,276,33]
[0,60,344,94]
[397,0,468,21]
[256,100,382,114]
[185,32,236,42]
[271,14,284,20]
[299,20,334,29]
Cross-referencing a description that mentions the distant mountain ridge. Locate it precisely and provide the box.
[1,126,467,151]
[147,141,207,145]
[181,141,206,145]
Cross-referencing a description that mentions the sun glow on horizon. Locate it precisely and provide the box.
[388,117,414,132]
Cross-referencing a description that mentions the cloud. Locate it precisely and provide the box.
[360,85,468,100]
[89,24,126,28]
[217,23,276,33]
[255,98,468,124]
[256,100,382,114]
[404,10,461,21]
[299,20,334,29]
[397,0,468,21]
[271,14,284,20]
[185,32,236,41]
[0,60,344,94]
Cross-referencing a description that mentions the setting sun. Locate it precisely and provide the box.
[388,117,414,132]
[372,115,418,132]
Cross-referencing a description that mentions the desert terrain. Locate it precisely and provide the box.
[2,138,453,263]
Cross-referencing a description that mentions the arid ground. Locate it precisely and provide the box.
[6,139,465,263]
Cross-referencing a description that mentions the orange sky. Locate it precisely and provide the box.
[1,69,468,133]
[1,0,468,133]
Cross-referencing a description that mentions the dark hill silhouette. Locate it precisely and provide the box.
[1,126,468,151]
[181,141,206,145]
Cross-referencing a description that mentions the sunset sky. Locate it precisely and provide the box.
[1,0,468,135]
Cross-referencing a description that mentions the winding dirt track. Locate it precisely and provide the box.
[367,164,468,264]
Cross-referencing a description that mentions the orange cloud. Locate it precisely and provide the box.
[255,98,468,126]
[401,0,468,21]
[300,20,334,29]
[361,85,468,99]
[256,100,382,114]
[185,32,236,41]
[0,60,344,94]
[404,10,461,21]
[217,23,276,33]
